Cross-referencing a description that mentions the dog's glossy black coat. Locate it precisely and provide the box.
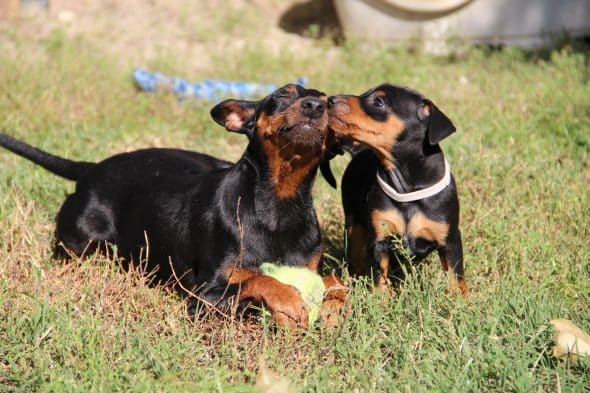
[327,84,466,295]
[0,84,331,311]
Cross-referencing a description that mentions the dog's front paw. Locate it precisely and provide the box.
[238,275,308,329]
[263,284,309,329]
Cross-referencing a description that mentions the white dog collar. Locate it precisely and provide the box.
[376,159,451,203]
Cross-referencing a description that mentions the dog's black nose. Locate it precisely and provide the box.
[300,97,325,119]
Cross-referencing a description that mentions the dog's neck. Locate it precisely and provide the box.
[381,142,447,194]
[232,147,318,233]
[241,145,319,200]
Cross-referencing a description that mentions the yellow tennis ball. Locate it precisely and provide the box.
[260,262,325,325]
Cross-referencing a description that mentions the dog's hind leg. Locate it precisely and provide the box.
[54,192,116,259]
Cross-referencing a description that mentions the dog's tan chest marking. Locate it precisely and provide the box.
[371,209,449,246]
[407,212,449,246]
[371,208,405,240]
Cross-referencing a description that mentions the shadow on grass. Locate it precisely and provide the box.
[437,34,590,66]
[476,35,590,60]
[278,0,343,43]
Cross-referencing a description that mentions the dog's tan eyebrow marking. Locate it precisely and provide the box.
[283,84,297,94]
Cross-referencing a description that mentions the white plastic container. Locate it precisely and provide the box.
[333,0,590,51]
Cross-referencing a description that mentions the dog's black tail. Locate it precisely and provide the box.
[0,132,94,181]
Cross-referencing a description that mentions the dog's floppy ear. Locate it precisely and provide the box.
[210,99,258,134]
[320,160,337,189]
[420,100,456,145]
[319,132,346,188]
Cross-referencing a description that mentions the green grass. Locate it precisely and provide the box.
[1,4,589,392]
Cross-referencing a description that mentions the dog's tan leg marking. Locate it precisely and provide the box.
[439,253,468,298]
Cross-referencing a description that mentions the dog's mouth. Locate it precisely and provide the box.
[273,95,329,148]
[283,117,328,147]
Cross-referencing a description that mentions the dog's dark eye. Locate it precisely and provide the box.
[275,90,295,102]
[273,94,294,110]
[372,97,385,109]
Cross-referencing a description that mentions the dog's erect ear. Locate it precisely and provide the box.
[210,99,258,134]
[420,100,456,145]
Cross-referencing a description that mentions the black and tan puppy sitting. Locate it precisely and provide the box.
[327,84,466,297]
[0,84,346,328]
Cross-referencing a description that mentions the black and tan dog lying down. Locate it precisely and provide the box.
[327,84,466,297]
[0,84,346,329]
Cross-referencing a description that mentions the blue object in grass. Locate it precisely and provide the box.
[133,68,307,102]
